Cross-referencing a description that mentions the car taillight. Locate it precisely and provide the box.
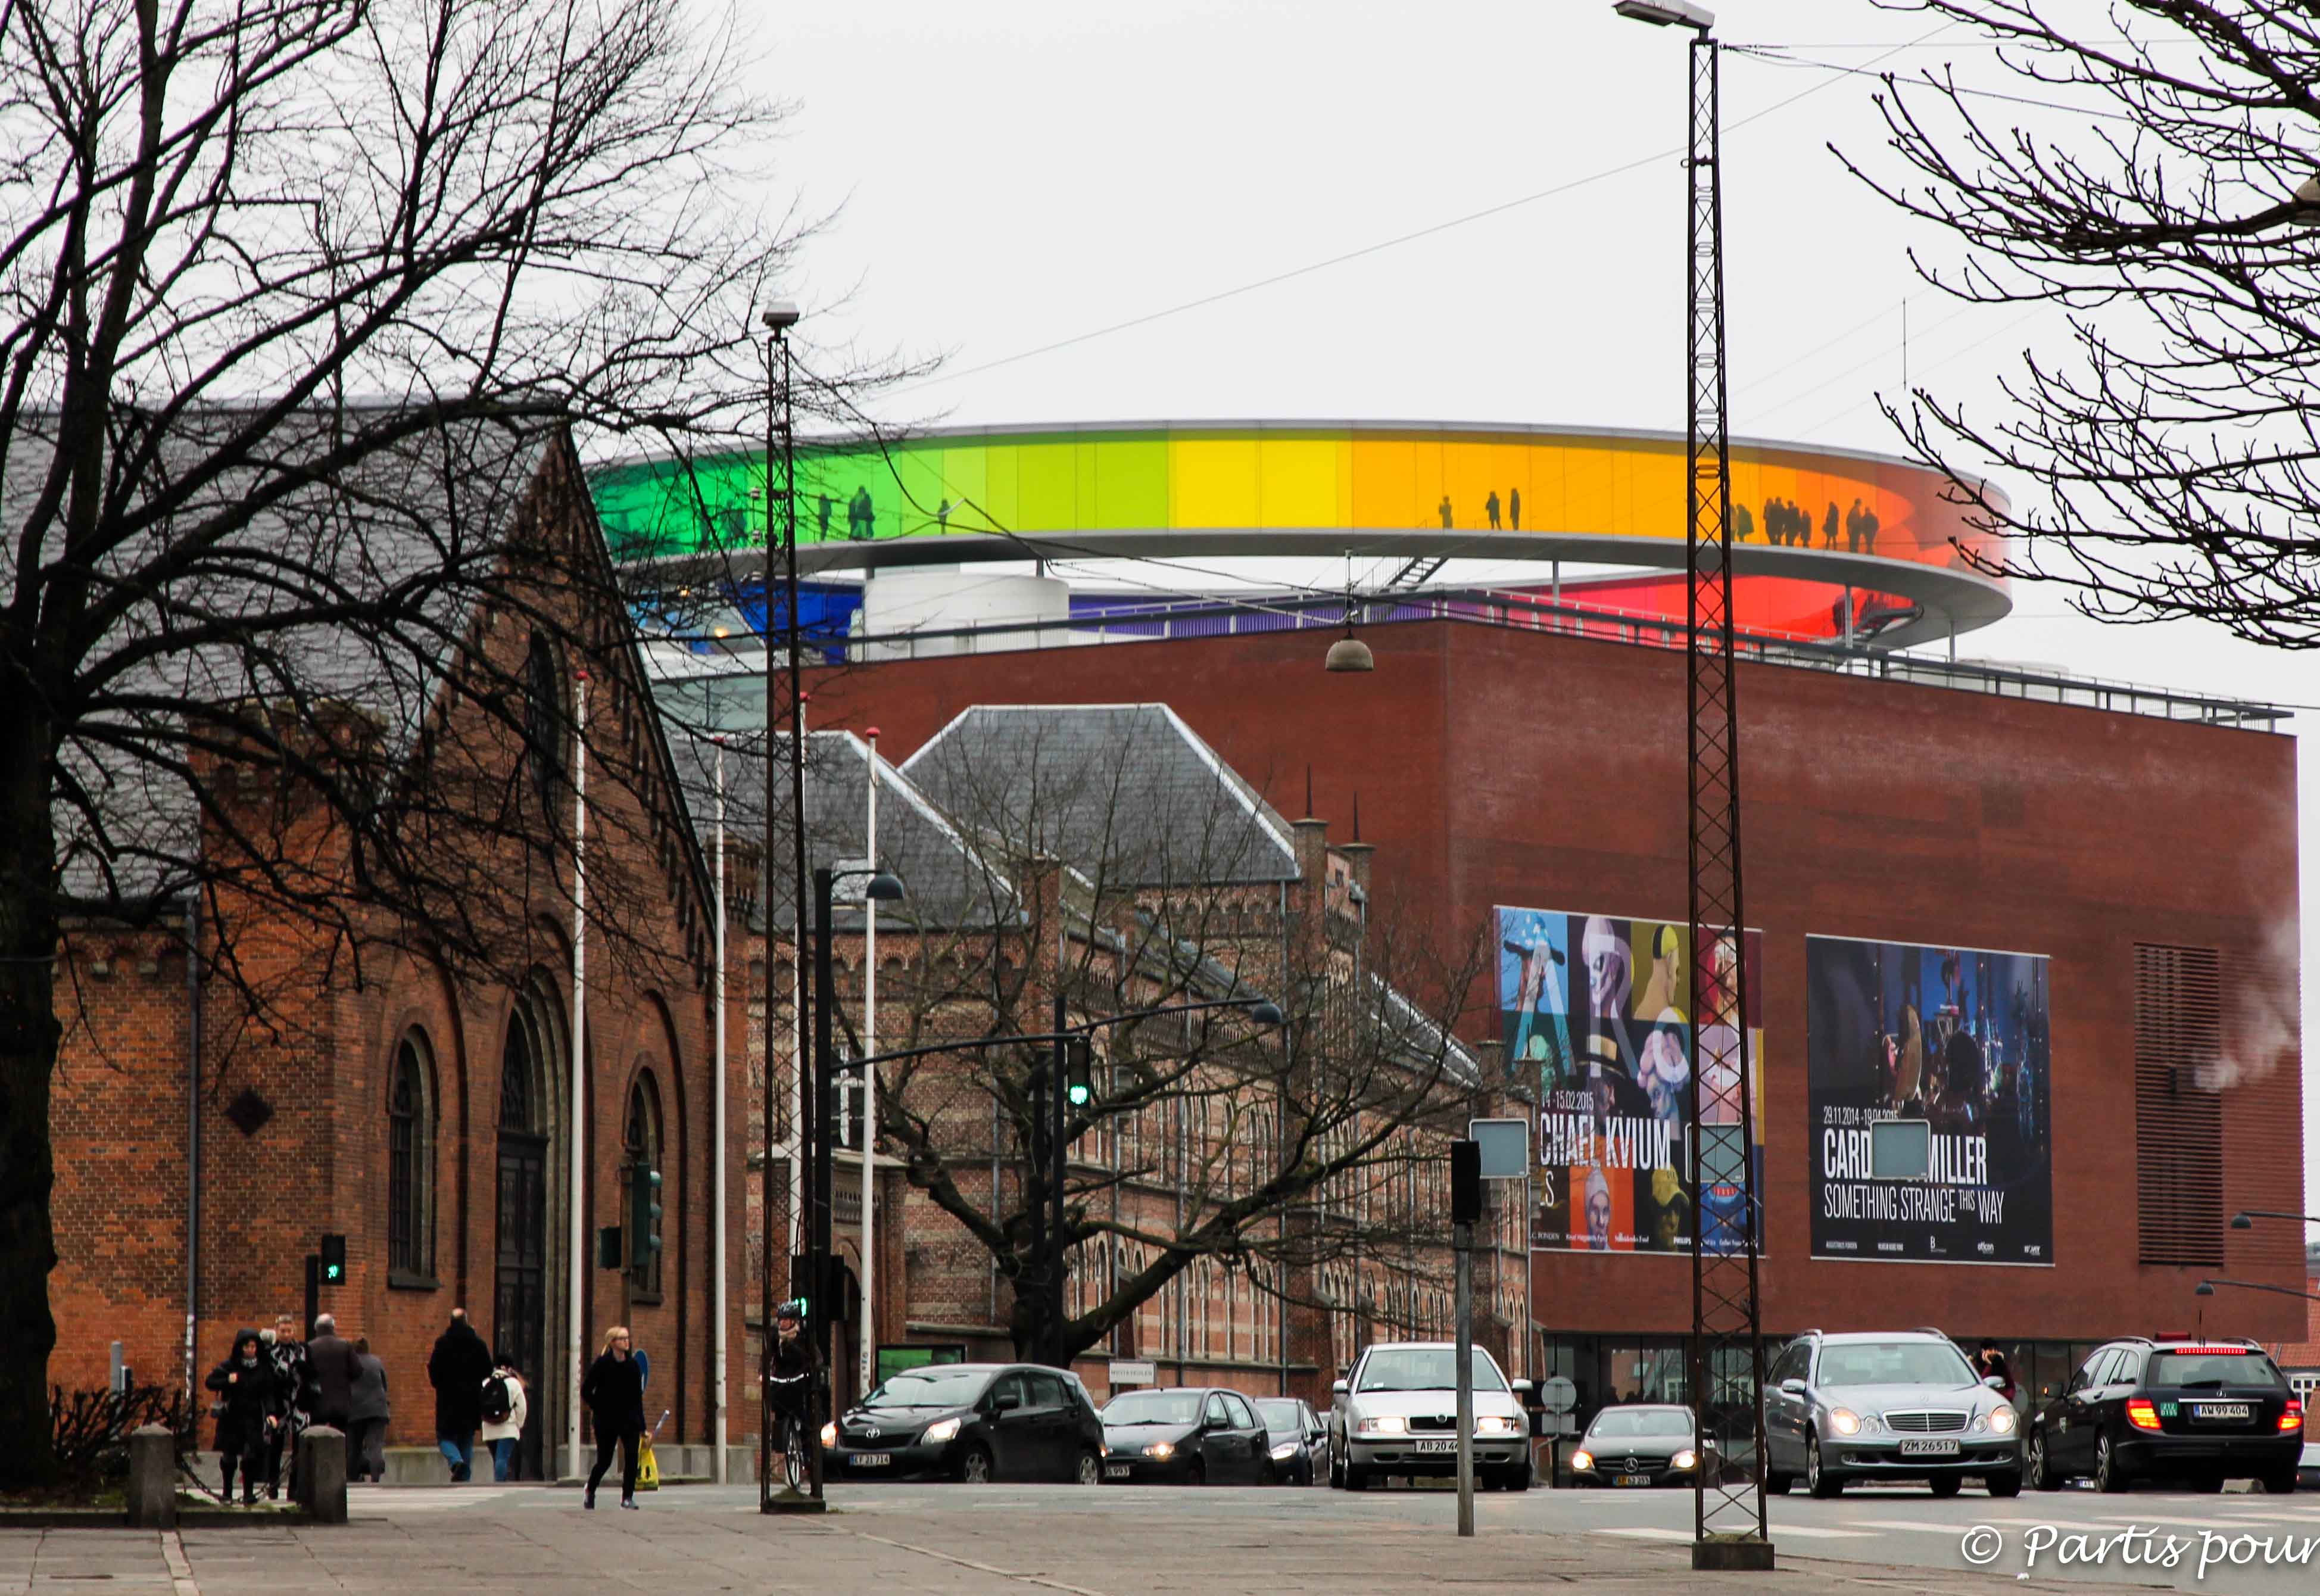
[2280,1399,2304,1433]
[2126,1398,2162,1432]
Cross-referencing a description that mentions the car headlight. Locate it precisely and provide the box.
[922,1416,961,1444]
[1144,1441,1175,1459]
[1570,1449,1595,1472]
[1830,1408,1862,1437]
[1988,1405,2016,1435]
[819,1422,838,1447]
[1271,1442,1299,1460]
[1358,1414,1408,1435]
[1476,1415,1521,1436]
[1671,1449,1699,1472]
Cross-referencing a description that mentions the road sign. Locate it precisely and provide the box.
[1539,1376,1577,1414]
[1468,1117,1529,1179]
[1110,1359,1156,1386]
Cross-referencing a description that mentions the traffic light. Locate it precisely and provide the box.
[1450,1140,1482,1226]
[642,1168,663,1254]
[319,1233,347,1285]
[1062,1037,1094,1108]
[597,1226,624,1270]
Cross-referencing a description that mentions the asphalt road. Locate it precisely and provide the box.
[340,1473,2320,1594]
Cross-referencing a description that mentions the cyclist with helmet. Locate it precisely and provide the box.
[763,1301,821,1490]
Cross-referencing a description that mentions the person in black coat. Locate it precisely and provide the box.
[581,1325,647,1510]
[426,1308,495,1481]
[205,1329,278,1504]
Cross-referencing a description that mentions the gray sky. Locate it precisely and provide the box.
[754,0,2319,1223]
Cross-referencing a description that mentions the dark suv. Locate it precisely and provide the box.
[2026,1339,2303,1494]
[827,1363,1106,1483]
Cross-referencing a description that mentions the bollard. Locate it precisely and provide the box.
[126,1424,175,1528]
[297,1425,347,1525]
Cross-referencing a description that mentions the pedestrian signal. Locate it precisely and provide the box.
[1064,1037,1094,1107]
[319,1233,347,1285]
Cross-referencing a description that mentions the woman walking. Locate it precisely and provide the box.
[479,1354,529,1482]
[347,1336,391,1483]
[580,1326,646,1510]
[204,1329,278,1505]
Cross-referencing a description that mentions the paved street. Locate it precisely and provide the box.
[6,1477,2318,1595]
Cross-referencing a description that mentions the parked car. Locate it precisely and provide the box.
[2026,1338,2303,1495]
[1328,1341,1532,1492]
[826,1363,1105,1483]
[1569,1404,1704,1488]
[1764,1329,2022,1498]
[1099,1387,1274,1484]
[1255,1396,1329,1486]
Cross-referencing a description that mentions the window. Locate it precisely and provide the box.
[525,633,562,806]
[386,1034,434,1278]
[1204,1392,1231,1427]
[625,1074,665,1298]
[1223,1392,1258,1430]
[2134,944,2224,1265]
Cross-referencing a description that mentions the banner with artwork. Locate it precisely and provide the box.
[1805,937,2054,1265]
[1496,908,1765,1255]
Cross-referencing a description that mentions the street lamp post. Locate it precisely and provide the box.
[1614,0,1773,1573]
[2196,1278,2320,1305]
[2232,1211,2320,1230]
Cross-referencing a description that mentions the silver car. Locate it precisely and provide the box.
[1329,1341,1533,1492]
[1764,1329,2022,1498]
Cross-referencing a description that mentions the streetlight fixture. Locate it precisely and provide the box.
[1614,0,1714,26]
[2198,1276,2320,1305]
[2232,1210,2320,1230]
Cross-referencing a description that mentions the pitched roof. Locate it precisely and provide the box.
[899,704,1301,889]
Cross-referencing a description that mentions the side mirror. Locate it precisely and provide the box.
[1779,1378,1807,1395]
[1204,1413,1230,1431]
[1308,1426,1326,1444]
[1331,1379,1349,1396]
[1511,1379,1534,1396]
[991,1391,1021,1414]
[1983,1374,2006,1390]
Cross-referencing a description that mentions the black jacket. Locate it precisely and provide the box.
[427,1319,495,1435]
[305,1332,363,1423]
[582,1350,647,1434]
[206,1333,277,1452]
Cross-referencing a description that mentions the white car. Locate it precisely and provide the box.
[1329,1341,1533,1491]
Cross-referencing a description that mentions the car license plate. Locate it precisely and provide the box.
[1414,1438,1457,1454]
[1897,1439,1960,1457]
[849,1452,891,1467]
[1103,1462,1133,1479]
[1616,1473,1654,1487]
[2194,1404,2252,1422]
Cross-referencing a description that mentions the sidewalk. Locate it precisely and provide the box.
[0,1493,2166,1596]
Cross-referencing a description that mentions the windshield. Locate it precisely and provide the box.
[2150,1352,2282,1389]
[862,1369,989,1410]
[1356,1348,1509,1394]
[1103,1391,1203,1426]
[1255,1399,1305,1435]
[1815,1341,1977,1388]
[1587,1408,1694,1439]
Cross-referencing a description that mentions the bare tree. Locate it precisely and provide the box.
[1841,1,2320,641]
[0,0,849,1487]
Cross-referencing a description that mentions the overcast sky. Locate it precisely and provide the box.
[747,0,2320,1225]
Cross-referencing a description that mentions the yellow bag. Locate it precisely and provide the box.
[635,1438,660,1492]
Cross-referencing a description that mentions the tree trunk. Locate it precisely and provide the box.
[0,715,61,1489]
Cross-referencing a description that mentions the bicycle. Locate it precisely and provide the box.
[766,1371,812,1495]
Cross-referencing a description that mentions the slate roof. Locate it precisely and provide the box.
[898,705,1301,890]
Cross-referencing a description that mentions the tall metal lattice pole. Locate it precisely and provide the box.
[1680,28,1773,1573]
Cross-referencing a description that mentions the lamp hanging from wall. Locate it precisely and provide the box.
[1326,548,1374,673]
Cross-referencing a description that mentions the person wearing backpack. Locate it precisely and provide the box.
[479,1355,529,1482]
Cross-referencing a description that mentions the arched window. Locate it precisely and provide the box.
[624,1073,664,1298]
[524,633,562,806]
[387,1033,434,1277]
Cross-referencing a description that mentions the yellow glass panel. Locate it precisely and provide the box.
[1017,439,1078,531]
[937,444,987,536]
[1349,437,1419,528]
[980,443,1019,534]
[1256,435,1340,527]
[1173,435,1261,528]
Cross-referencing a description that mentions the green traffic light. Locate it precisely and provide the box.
[1066,1082,1092,1106]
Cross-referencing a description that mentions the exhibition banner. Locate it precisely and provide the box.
[1496,908,1764,1255]
[1805,937,2054,1265]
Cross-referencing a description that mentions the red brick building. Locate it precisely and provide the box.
[791,616,2307,1420]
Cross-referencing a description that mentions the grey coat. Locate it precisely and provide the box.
[348,1353,391,1423]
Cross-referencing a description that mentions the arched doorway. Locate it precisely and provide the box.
[494,986,565,1480]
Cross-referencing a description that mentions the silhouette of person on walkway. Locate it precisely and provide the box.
[1509,488,1521,530]
[1732,501,1753,542]
[1485,490,1501,529]
[815,493,834,538]
[1439,494,1454,529]
[1861,504,1880,554]
[936,498,953,531]
[848,487,876,541]
[1823,501,1840,550]
[1845,497,1865,553]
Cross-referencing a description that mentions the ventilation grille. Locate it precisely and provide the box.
[2134,943,2224,1267]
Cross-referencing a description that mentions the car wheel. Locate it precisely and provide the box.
[1074,1450,1102,1487]
[1807,1431,1844,1499]
[1184,1460,1206,1488]
[1344,1464,1370,1492]
[1928,1475,1962,1499]
[2190,1470,2224,1494]
[959,1444,994,1485]
[1329,1450,1345,1489]
[2094,1432,2130,1494]
[1985,1470,2022,1499]
[2260,1467,2299,1496]
[2028,1432,2062,1491]
[1764,1471,1792,1496]
[1502,1463,1532,1493]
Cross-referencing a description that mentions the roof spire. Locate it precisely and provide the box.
[1305,764,1314,819]
[1352,791,1361,843]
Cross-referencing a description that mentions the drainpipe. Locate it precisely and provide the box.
[185,889,202,1401]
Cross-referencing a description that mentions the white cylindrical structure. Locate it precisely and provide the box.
[567,672,590,1482]
[711,738,729,1482]
[859,731,880,1395]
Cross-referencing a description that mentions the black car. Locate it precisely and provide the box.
[827,1363,1106,1483]
[1570,1404,1705,1488]
[1255,1396,1329,1486]
[1099,1386,1275,1484]
[2027,1338,2303,1494]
